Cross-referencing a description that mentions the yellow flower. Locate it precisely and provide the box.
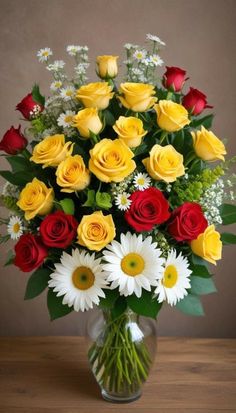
[96,55,119,79]
[76,82,114,110]
[56,155,90,193]
[17,178,54,220]
[77,211,116,251]
[118,82,157,112]
[113,116,147,148]
[30,134,74,168]
[89,138,136,183]
[191,126,226,161]
[143,144,185,183]
[73,108,103,138]
[154,100,190,132]
[190,225,222,265]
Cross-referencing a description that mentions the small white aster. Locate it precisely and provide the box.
[47,60,65,72]
[57,110,75,128]
[60,86,76,101]
[66,45,82,56]
[115,193,132,211]
[133,50,147,61]
[7,216,24,240]
[133,173,151,191]
[146,34,166,46]
[37,47,52,62]
[149,54,164,67]
[124,43,139,50]
[50,80,63,91]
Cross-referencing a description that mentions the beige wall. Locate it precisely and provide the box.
[0,0,235,337]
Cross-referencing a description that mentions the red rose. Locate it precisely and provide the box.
[40,210,78,248]
[14,234,48,272]
[0,125,28,155]
[125,187,170,232]
[168,202,208,242]
[163,66,187,92]
[182,87,213,115]
[16,93,44,120]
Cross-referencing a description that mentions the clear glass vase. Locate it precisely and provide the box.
[87,309,157,403]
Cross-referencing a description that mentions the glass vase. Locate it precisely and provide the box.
[87,309,157,403]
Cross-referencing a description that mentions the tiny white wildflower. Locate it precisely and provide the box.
[66,45,82,56]
[133,49,147,61]
[7,216,24,240]
[146,34,166,46]
[60,86,76,101]
[50,80,63,91]
[149,54,164,66]
[47,60,65,72]
[57,110,75,128]
[124,43,139,50]
[37,47,52,62]
[133,173,151,191]
[115,193,132,211]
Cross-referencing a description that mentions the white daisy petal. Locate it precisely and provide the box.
[7,216,24,240]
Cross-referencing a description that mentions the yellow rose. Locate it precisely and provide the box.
[96,55,119,79]
[154,100,190,132]
[89,138,136,183]
[76,82,114,110]
[56,155,90,193]
[143,144,185,183]
[30,134,74,168]
[73,108,103,138]
[191,126,226,161]
[17,178,54,220]
[77,211,116,251]
[113,116,147,148]
[190,225,222,265]
[118,82,157,112]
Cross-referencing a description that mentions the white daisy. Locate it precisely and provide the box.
[146,34,166,46]
[48,249,107,312]
[154,250,191,306]
[57,110,75,128]
[47,60,65,72]
[124,43,139,50]
[133,49,147,61]
[149,54,164,67]
[133,173,151,191]
[60,86,76,101]
[66,45,82,56]
[37,47,52,62]
[7,216,24,240]
[114,193,132,211]
[50,80,63,91]
[102,233,165,298]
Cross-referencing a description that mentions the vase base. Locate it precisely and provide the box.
[101,389,142,403]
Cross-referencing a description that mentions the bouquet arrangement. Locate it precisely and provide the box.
[0,34,236,400]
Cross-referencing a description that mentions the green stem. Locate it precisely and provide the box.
[159,130,168,144]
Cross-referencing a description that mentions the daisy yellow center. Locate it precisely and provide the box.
[137,177,145,185]
[121,195,128,205]
[136,52,143,59]
[65,115,73,123]
[42,51,49,56]
[121,253,145,276]
[72,266,95,290]
[162,265,178,288]
[13,223,20,233]
[66,90,73,96]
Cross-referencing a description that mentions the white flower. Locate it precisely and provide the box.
[60,86,76,101]
[133,50,147,61]
[47,60,65,72]
[154,250,191,306]
[37,48,52,62]
[133,173,151,191]
[102,233,165,298]
[57,110,75,128]
[149,54,164,67]
[50,80,63,91]
[48,249,107,312]
[146,34,166,46]
[124,43,138,50]
[114,193,132,211]
[7,216,24,240]
[66,45,82,56]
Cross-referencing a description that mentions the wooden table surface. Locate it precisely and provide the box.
[0,337,235,413]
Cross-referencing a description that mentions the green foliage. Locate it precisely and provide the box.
[99,289,120,309]
[190,276,217,295]
[95,192,112,210]
[1,195,19,213]
[190,264,211,278]
[32,84,45,106]
[127,291,162,319]
[6,155,32,173]
[83,190,96,208]
[47,289,73,320]
[25,267,51,300]
[0,170,33,186]
[59,198,75,215]
[190,114,214,129]
[4,250,15,266]
[220,203,236,225]
[111,296,127,320]
[221,232,236,245]
[176,294,204,316]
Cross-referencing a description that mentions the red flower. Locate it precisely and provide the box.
[125,187,170,232]
[0,125,27,155]
[16,93,44,120]
[14,234,48,272]
[168,202,208,242]
[182,87,213,115]
[163,66,187,92]
[40,210,78,248]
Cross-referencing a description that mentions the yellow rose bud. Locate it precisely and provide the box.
[73,108,103,138]
[190,225,222,265]
[76,82,114,110]
[118,82,157,112]
[30,134,74,168]
[143,144,185,183]
[77,211,116,251]
[191,126,226,161]
[154,100,190,132]
[113,116,147,148]
[89,138,136,183]
[56,155,90,193]
[96,55,119,79]
[17,178,54,220]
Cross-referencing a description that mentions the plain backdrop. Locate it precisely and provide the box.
[0,0,235,337]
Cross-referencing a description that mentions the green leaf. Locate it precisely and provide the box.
[82,190,96,208]
[191,114,214,129]
[103,109,115,126]
[221,232,236,245]
[25,268,51,300]
[176,294,204,316]
[111,296,127,320]
[127,290,162,319]
[191,264,211,278]
[191,254,209,269]
[95,192,112,210]
[99,289,120,309]
[4,250,15,267]
[220,203,236,225]
[32,84,45,106]
[0,170,33,186]
[6,156,32,173]
[47,289,73,320]
[59,198,75,215]
[190,276,217,295]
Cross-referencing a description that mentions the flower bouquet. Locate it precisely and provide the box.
[0,34,236,402]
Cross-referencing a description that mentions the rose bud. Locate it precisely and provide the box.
[163,66,187,92]
[16,93,44,120]
[96,55,119,79]
[0,125,27,154]
[182,87,213,115]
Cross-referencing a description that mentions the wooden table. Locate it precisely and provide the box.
[0,337,235,413]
